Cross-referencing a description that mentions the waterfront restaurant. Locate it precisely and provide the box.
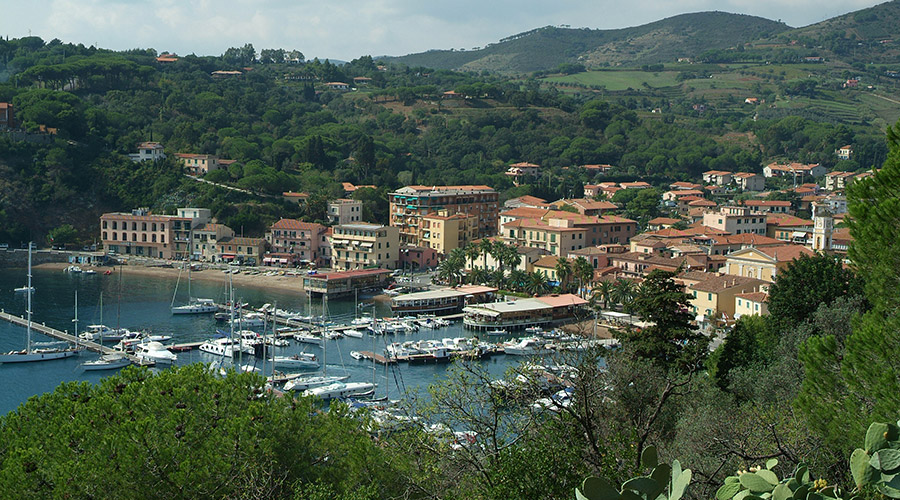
[462,293,588,331]
[302,269,392,297]
[390,285,497,316]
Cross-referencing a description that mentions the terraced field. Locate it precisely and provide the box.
[543,70,682,90]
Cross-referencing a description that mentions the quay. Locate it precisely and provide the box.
[0,309,155,366]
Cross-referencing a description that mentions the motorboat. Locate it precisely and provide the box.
[82,352,131,371]
[228,312,266,328]
[13,286,34,293]
[133,341,177,364]
[64,265,82,273]
[350,351,365,360]
[485,328,508,336]
[524,326,543,334]
[82,269,97,275]
[293,333,323,346]
[342,329,363,338]
[171,298,217,315]
[283,374,350,392]
[503,337,552,356]
[273,353,318,369]
[198,338,243,357]
[302,381,376,400]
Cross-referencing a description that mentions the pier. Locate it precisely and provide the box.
[0,310,155,366]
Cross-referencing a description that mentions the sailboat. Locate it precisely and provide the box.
[284,296,349,391]
[82,291,131,370]
[0,244,80,363]
[170,257,216,314]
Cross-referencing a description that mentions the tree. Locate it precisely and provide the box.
[463,242,480,272]
[766,253,865,332]
[47,224,77,246]
[620,269,707,373]
[555,258,572,292]
[590,280,614,310]
[573,256,594,298]
[479,239,494,270]
[0,365,408,499]
[610,278,636,310]
[436,248,466,286]
[525,271,549,296]
[797,124,900,470]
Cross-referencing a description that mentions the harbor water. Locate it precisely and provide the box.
[0,266,520,415]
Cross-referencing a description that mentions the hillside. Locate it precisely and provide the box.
[389,12,790,72]
[771,0,900,64]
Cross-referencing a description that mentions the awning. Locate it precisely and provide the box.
[222,254,236,260]
[360,242,374,248]
[791,231,807,238]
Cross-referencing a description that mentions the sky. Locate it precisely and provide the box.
[0,0,889,61]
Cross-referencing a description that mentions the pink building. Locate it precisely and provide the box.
[266,219,328,266]
[400,245,438,270]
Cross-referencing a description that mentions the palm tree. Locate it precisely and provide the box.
[573,256,594,298]
[437,248,466,286]
[592,280,614,310]
[611,278,636,310]
[463,242,480,272]
[507,269,528,292]
[499,243,521,277]
[468,267,489,286]
[478,239,494,270]
[525,271,550,296]
[554,257,572,293]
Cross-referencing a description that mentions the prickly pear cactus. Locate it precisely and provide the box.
[849,421,900,498]
[713,458,844,500]
[576,446,692,500]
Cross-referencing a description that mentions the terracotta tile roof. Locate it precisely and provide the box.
[671,181,702,189]
[501,207,551,218]
[648,217,681,225]
[744,200,791,207]
[756,245,815,262]
[691,274,767,293]
[719,233,782,246]
[270,219,326,231]
[508,195,547,205]
[736,291,768,302]
[533,256,562,268]
[766,214,811,227]
[509,161,540,168]
[733,172,760,178]
[688,199,717,207]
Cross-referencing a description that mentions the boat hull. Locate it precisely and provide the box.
[0,349,78,363]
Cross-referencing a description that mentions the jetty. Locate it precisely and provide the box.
[0,309,155,366]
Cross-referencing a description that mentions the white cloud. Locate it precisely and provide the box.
[0,0,888,60]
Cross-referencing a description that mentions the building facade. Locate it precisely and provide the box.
[421,211,479,255]
[266,219,328,266]
[702,206,767,235]
[389,185,499,246]
[330,223,400,270]
[327,198,363,225]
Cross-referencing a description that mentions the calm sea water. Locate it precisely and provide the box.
[0,266,515,415]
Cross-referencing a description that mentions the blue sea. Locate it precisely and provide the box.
[0,265,515,415]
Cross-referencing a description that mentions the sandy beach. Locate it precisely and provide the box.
[37,262,310,295]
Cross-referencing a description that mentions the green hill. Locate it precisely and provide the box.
[772,0,900,65]
[388,12,790,73]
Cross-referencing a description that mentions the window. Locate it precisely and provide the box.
[707,293,712,300]
[737,299,742,306]
[102,221,108,229]
[112,221,118,230]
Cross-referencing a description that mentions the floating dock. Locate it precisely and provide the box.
[0,309,154,366]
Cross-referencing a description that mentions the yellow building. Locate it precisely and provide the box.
[389,185,499,246]
[330,223,400,270]
[216,236,267,265]
[421,211,479,255]
[532,256,565,281]
[723,245,814,283]
[689,275,768,321]
[735,291,769,318]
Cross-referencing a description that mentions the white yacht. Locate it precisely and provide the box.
[303,381,375,400]
[342,329,364,338]
[134,341,177,364]
[273,353,318,369]
[293,333,323,346]
[503,337,552,356]
[171,298,217,315]
[82,352,131,371]
[283,374,350,392]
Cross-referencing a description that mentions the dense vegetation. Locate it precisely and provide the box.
[0,27,890,245]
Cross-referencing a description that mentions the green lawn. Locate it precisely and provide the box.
[543,71,682,90]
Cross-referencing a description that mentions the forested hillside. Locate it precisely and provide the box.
[0,34,888,246]
[389,12,789,72]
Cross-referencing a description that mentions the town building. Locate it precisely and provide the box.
[282,191,310,205]
[266,219,328,266]
[550,198,617,216]
[330,223,400,270]
[504,195,549,209]
[327,198,363,225]
[462,294,588,331]
[215,236,267,265]
[504,162,541,186]
[824,171,857,191]
[128,142,167,163]
[0,103,14,129]
[191,223,235,261]
[702,170,733,185]
[175,153,235,176]
[723,245,815,282]
[836,145,853,160]
[742,200,792,214]
[421,210,479,255]
[100,208,196,259]
[302,269,393,297]
[735,292,769,318]
[702,206,767,235]
[763,162,826,179]
[399,245,438,271]
[810,202,834,252]
[733,172,765,192]
[391,285,496,316]
[389,185,499,246]
[688,275,768,321]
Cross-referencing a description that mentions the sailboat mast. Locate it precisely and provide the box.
[322,295,327,376]
[73,290,79,349]
[99,292,104,345]
[25,243,32,355]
